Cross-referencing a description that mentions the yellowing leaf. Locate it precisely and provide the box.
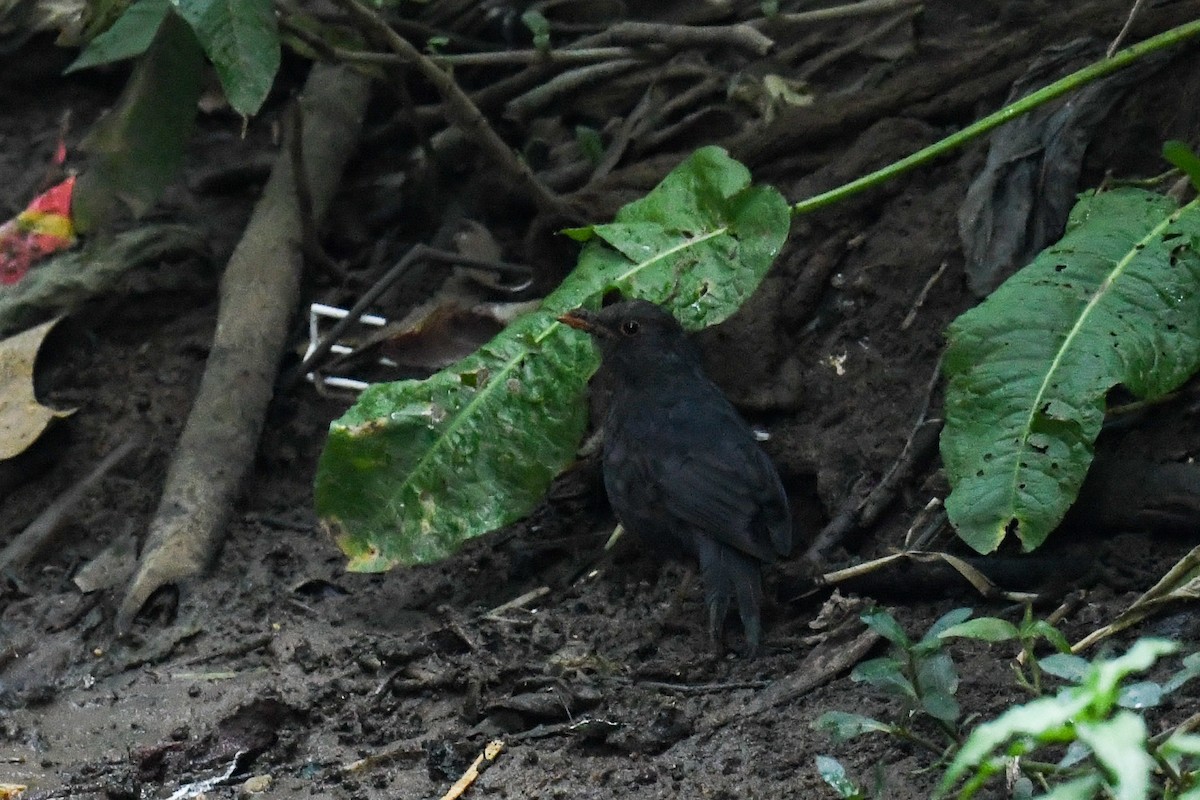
[0,318,74,459]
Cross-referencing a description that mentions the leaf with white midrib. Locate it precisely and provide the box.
[316,147,789,570]
[942,188,1200,553]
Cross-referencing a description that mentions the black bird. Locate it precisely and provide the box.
[558,299,792,654]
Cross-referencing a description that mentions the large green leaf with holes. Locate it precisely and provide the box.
[316,147,789,570]
[942,188,1200,553]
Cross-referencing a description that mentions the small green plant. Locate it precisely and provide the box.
[938,605,1072,695]
[815,610,1200,800]
[815,755,875,800]
[814,607,971,757]
[939,639,1200,799]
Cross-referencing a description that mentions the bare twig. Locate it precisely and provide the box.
[752,0,924,29]
[637,679,771,694]
[902,497,945,549]
[172,634,273,668]
[483,586,551,620]
[795,6,920,79]
[900,261,947,330]
[330,0,578,221]
[1108,0,1149,57]
[504,59,644,122]
[807,354,945,558]
[338,45,641,67]
[815,551,1037,603]
[439,740,505,800]
[0,433,143,575]
[589,83,658,182]
[341,739,425,773]
[629,75,727,155]
[572,21,773,55]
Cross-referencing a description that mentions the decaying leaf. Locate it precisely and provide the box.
[1073,545,1200,653]
[958,39,1170,296]
[0,317,73,459]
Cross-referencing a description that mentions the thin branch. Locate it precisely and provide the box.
[329,0,579,222]
[1108,0,1149,57]
[504,59,644,122]
[752,0,924,28]
[338,45,642,67]
[572,20,773,55]
[806,354,944,558]
[0,433,143,575]
[796,6,921,80]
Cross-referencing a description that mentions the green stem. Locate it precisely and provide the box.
[791,17,1200,216]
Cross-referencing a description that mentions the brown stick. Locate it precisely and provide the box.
[116,64,372,631]
[574,21,773,55]
[0,433,143,575]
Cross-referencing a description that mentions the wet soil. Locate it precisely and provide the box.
[5,3,1200,798]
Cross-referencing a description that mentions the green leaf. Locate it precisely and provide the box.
[1076,713,1152,800]
[521,8,550,51]
[917,652,961,722]
[938,617,1020,643]
[815,756,861,799]
[941,693,1092,793]
[1027,620,1072,653]
[1116,680,1163,710]
[851,656,916,700]
[1085,639,1177,711]
[1160,732,1200,757]
[73,12,204,230]
[1164,140,1200,192]
[921,688,961,723]
[1164,652,1200,694]
[942,189,1200,553]
[1034,776,1103,800]
[65,0,171,72]
[860,607,911,647]
[316,147,789,570]
[575,125,604,165]
[919,606,974,645]
[1039,654,1090,682]
[0,225,208,336]
[170,0,280,115]
[812,711,893,743]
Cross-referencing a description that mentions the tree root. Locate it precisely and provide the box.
[115,64,372,631]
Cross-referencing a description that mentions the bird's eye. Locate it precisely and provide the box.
[620,319,640,336]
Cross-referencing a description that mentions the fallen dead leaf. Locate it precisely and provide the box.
[0,317,74,459]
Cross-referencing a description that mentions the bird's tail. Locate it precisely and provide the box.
[696,538,765,656]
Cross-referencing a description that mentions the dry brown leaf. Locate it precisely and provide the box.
[0,317,73,459]
[1073,544,1200,653]
[0,783,28,800]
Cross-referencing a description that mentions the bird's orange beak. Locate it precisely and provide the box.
[557,308,603,335]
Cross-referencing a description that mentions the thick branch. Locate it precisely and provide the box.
[116,64,372,631]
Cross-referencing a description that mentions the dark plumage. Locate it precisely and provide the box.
[558,299,792,654]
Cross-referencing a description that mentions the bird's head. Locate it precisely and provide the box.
[558,298,685,346]
[558,299,697,378]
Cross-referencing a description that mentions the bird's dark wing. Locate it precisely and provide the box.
[605,386,792,562]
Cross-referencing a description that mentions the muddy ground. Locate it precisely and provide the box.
[5,2,1200,798]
